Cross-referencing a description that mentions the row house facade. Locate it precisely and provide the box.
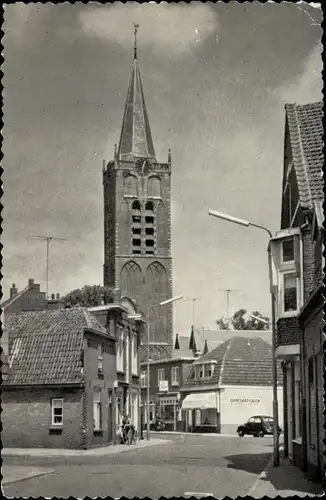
[270,101,323,480]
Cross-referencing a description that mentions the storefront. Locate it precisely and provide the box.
[181,391,220,433]
[158,394,181,431]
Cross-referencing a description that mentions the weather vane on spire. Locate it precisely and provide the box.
[134,23,140,59]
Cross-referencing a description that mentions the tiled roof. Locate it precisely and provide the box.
[184,336,282,387]
[4,308,108,386]
[286,101,323,208]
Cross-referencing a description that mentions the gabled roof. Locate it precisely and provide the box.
[285,101,323,208]
[1,285,29,309]
[184,336,282,387]
[4,308,108,386]
[118,55,156,162]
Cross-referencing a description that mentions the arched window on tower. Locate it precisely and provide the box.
[145,201,155,255]
[121,261,143,302]
[132,200,142,254]
[124,175,138,197]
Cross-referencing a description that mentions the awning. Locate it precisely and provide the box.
[182,392,219,411]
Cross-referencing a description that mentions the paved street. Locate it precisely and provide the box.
[3,435,276,498]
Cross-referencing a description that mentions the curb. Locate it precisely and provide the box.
[2,470,55,487]
[1,439,171,458]
[246,454,274,497]
[150,431,239,438]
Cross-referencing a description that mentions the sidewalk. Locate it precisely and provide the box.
[150,430,238,438]
[2,438,170,458]
[248,454,324,498]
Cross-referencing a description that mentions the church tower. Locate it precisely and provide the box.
[103,26,173,357]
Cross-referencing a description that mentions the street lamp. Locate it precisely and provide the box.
[208,209,279,467]
[146,295,183,441]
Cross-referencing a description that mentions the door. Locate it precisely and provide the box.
[246,417,255,434]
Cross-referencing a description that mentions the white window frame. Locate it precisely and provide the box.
[171,366,180,386]
[281,236,295,264]
[282,272,299,315]
[131,334,138,375]
[116,328,124,372]
[204,363,213,379]
[51,398,63,426]
[158,368,165,384]
[98,344,103,373]
[93,389,102,431]
[140,370,147,387]
[195,365,204,380]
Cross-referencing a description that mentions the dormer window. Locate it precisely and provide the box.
[194,362,215,380]
[282,237,294,262]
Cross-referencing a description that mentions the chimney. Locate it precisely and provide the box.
[51,294,55,300]
[28,278,34,288]
[10,284,18,298]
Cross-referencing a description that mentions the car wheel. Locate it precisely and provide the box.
[238,430,244,437]
[258,430,265,438]
[253,434,258,438]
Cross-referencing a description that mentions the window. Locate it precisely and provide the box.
[171,366,180,386]
[51,398,63,426]
[132,215,141,223]
[195,365,204,379]
[145,201,154,211]
[282,237,294,262]
[204,364,213,378]
[131,335,138,375]
[284,274,297,312]
[141,370,148,387]
[132,200,141,211]
[145,227,154,236]
[195,409,201,426]
[132,238,141,247]
[132,227,141,235]
[98,344,103,373]
[145,216,154,224]
[146,239,154,247]
[158,368,165,384]
[93,390,102,431]
[117,327,124,372]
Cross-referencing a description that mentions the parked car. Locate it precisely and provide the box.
[237,415,282,438]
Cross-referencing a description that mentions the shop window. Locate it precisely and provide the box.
[282,237,294,262]
[284,274,297,312]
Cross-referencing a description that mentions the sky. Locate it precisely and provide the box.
[2,2,323,335]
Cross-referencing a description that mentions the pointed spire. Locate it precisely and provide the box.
[118,25,156,163]
[168,148,172,164]
[174,334,180,350]
[189,325,195,350]
[203,339,209,355]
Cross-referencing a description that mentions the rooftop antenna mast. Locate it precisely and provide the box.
[185,297,202,328]
[218,288,238,330]
[31,235,68,299]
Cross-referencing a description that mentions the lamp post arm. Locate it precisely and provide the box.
[248,222,273,239]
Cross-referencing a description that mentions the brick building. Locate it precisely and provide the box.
[102,33,173,360]
[2,308,117,449]
[181,336,283,435]
[88,294,145,438]
[270,101,323,479]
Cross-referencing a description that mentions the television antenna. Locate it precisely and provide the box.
[184,297,202,327]
[30,235,68,298]
[217,288,239,330]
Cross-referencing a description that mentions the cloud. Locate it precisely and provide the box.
[78,2,217,56]
[3,3,53,46]
[272,42,322,104]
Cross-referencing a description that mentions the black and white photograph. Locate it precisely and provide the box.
[1,1,324,498]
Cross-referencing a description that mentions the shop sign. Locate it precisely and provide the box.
[159,380,169,392]
[230,397,260,404]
